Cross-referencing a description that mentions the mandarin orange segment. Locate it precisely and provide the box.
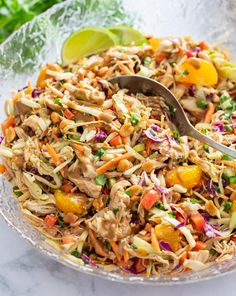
[177,58,218,85]
[55,190,85,214]
[165,165,202,190]
[155,224,180,251]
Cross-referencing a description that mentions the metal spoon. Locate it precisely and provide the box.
[109,75,236,159]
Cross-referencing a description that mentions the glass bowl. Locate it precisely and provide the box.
[1,0,236,285]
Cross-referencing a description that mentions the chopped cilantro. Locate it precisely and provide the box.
[221,154,233,160]
[154,202,165,210]
[182,70,189,76]
[104,240,111,251]
[201,128,207,135]
[53,98,62,107]
[143,56,152,66]
[167,103,176,115]
[113,208,119,215]
[57,212,65,228]
[13,186,23,197]
[209,248,217,256]
[168,212,176,218]
[229,176,236,184]
[203,144,209,152]
[125,189,132,196]
[96,148,106,157]
[130,243,138,250]
[71,250,80,258]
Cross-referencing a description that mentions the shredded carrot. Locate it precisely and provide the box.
[146,139,151,156]
[109,240,122,262]
[61,182,74,193]
[64,109,75,120]
[71,143,84,153]
[192,241,207,251]
[151,227,160,252]
[46,81,63,98]
[204,102,215,123]
[179,251,189,264]
[199,41,208,50]
[1,116,14,136]
[88,229,108,257]
[123,250,129,263]
[62,236,76,244]
[0,164,6,174]
[36,66,48,88]
[96,152,133,175]
[45,143,60,165]
[135,258,146,273]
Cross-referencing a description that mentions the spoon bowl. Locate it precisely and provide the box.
[109,75,236,159]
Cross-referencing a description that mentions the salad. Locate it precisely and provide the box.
[1,26,236,276]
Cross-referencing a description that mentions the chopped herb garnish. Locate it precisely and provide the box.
[196,99,208,109]
[143,56,152,66]
[201,128,207,135]
[71,250,80,258]
[167,103,176,115]
[113,208,119,215]
[182,70,189,76]
[95,174,107,186]
[133,143,145,152]
[203,144,209,152]
[119,48,126,53]
[224,125,233,132]
[130,115,140,126]
[57,212,65,228]
[173,129,180,141]
[108,178,116,189]
[209,248,217,256]
[130,243,138,250]
[190,198,201,204]
[229,176,236,184]
[125,189,132,196]
[154,202,165,210]
[53,98,62,106]
[168,212,176,218]
[96,148,106,157]
[224,201,232,213]
[221,154,233,160]
[169,61,176,67]
[104,240,111,251]
[13,186,23,197]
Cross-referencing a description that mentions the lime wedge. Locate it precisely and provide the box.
[108,26,147,46]
[62,27,119,65]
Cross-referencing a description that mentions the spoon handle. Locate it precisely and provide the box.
[187,127,236,159]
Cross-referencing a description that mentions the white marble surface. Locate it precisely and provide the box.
[0,217,235,296]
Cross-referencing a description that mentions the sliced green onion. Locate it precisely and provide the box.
[190,198,201,204]
[133,143,145,152]
[182,70,189,76]
[96,148,106,157]
[196,99,208,109]
[224,201,232,213]
[95,174,107,186]
[143,56,152,66]
[221,154,233,160]
[108,178,116,189]
[113,208,119,215]
[203,144,209,152]
[225,125,233,132]
[13,186,23,197]
[168,212,176,218]
[154,202,165,210]
[173,129,180,141]
[130,115,140,126]
[229,176,236,184]
[201,128,207,135]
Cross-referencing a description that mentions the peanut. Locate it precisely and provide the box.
[128,185,143,196]
[205,200,218,217]
[117,159,133,172]
[142,160,157,173]
[119,122,134,137]
[51,112,61,124]
[5,126,16,142]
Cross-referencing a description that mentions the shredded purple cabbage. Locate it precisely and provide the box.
[159,240,173,251]
[80,253,99,268]
[212,122,226,132]
[174,221,185,230]
[205,180,218,197]
[17,86,28,92]
[95,130,107,142]
[97,80,109,95]
[122,266,139,274]
[198,209,211,221]
[171,206,186,221]
[32,88,42,98]
[188,86,195,97]
[144,127,166,143]
[0,136,3,144]
[150,124,159,132]
[204,223,222,238]
[155,184,169,195]
[29,167,38,174]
